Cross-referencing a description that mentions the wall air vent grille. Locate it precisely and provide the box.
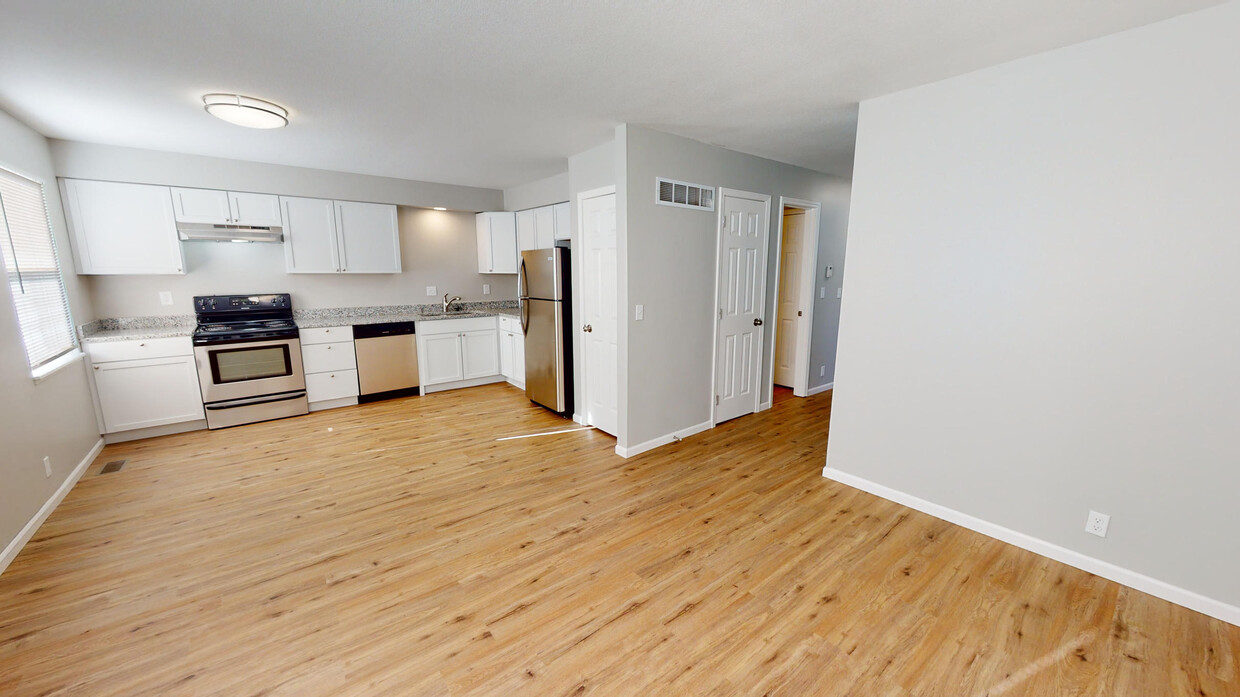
[656,177,715,211]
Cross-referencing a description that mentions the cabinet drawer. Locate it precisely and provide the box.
[306,369,359,402]
[300,326,354,345]
[417,316,497,336]
[86,336,193,363]
[302,341,356,373]
[498,315,521,333]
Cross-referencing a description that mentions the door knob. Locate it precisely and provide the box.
[753,318,763,326]
[583,324,593,333]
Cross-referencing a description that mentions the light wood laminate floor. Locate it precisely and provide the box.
[1,384,1236,696]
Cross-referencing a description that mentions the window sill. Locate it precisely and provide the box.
[32,349,84,383]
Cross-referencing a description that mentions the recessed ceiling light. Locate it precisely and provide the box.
[203,93,288,129]
[433,207,447,211]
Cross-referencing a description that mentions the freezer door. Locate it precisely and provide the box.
[521,248,564,300]
[524,298,565,411]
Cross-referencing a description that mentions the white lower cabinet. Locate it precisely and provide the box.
[498,316,525,388]
[300,326,358,410]
[87,338,204,433]
[416,317,503,393]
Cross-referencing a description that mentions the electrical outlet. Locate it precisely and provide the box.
[836,288,843,299]
[159,291,173,306]
[42,456,51,478]
[819,365,825,377]
[826,266,833,279]
[426,286,437,296]
[1085,510,1110,538]
[482,284,491,295]
[635,304,644,321]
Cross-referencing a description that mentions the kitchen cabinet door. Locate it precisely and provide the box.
[553,202,571,241]
[282,196,339,273]
[516,209,537,252]
[228,192,282,227]
[92,355,204,432]
[511,331,525,384]
[476,212,517,274]
[61,179,185,275]
[533,206,555,249]
[499,329,514,378]
[171,187,231,224]
[461,329,500,379]
[420,333,465,385]
[335,201,401,273]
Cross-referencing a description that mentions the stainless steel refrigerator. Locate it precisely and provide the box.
[519,247,573,414]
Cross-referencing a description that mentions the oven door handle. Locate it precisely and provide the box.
[204,390,307,410]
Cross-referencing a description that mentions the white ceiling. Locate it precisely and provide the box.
[0,1,1221,190]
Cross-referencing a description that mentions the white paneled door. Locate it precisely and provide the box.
[774,211,804,387]
[580,188,618,436]
[714,190,771,423]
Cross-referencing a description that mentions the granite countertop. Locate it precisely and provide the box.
[79,302,520,343]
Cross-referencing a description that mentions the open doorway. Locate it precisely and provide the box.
[768,197,821,399]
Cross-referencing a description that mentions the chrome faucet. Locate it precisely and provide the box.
[443,292,462,313]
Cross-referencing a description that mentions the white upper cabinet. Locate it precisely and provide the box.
[282,197,400,274]
[170,187,231,224]
[533,206,555,249]
[171,187,281,227]
[61,179,185,275]
[229,191,282,227]
[516,208,537,253]
[282,196,340,273]
[334,200,401,273]
[553,201,571,241]
[476,211,518,274]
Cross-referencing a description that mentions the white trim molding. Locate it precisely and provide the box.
[821,466,1240,628]
[616,419,713,458]
[808,382,833,396]
[0,438,104,577]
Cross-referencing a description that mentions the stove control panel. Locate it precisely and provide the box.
[194,294,292,313]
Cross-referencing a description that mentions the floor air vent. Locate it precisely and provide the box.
[656,177,715,211]
[99,460,126,474]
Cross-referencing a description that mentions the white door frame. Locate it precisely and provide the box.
[766,197,822,401]
[710,187,773,427]
[575,185,617,432]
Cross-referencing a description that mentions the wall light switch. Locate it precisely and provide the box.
[836,288,843,299]
[43,456,52,478]
[483,284,491,295]
[426,286,437,296]
[635,304,645,321]
[159,291,173,306]
[819,366,826,377]
[819,287,826,299]
[825,266,833,279]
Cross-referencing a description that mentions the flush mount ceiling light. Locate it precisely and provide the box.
[433,207,447,211]
[202,93,288,129]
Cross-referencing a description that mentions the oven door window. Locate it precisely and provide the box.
[210,345,293,384]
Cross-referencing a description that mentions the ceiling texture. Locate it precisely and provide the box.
[0,0,1221,189]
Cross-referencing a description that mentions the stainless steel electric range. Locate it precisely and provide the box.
[192,294,308,429]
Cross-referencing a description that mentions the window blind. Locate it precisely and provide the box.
[0,167,77,372]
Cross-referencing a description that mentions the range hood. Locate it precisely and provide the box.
[177,222,284,243]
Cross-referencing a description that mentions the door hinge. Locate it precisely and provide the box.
[715,395,720,405]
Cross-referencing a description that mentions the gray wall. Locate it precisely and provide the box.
[621,125,850,448]
[50,140,503,212]
[826,3,1240,611]
[89,208,516,317]
[503,172,569,211]
[0,110,101,564]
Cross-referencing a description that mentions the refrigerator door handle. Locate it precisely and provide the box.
[518,256,530,335]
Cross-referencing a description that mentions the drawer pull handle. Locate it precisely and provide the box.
[139,343,146,347]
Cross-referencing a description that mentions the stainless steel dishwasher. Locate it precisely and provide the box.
[353,321,419,402]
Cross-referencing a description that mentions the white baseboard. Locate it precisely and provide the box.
[104,419,206,444]
[821,466,1240,628]
[421,375,506,394]
[758,401,771,412]
[309,397,358,412]
[0,438,104,577]
[615,419,713,458]
[808,382,834,396]
[572,413,587,426]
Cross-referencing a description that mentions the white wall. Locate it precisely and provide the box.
[0,110,101,566]
[88,208,516,317]
[503,171,569,211]
[50,140,503,212]
[826,2,1240,619]
[621,126,850,449]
